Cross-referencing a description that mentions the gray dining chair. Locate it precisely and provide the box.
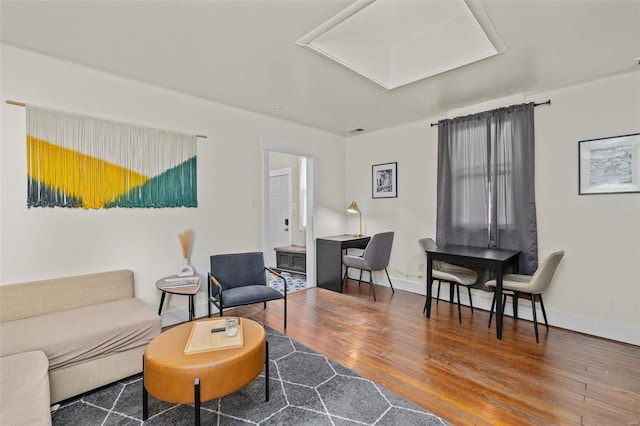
[342,231,394,302]
[486,250,564,342]
[418,238,478,323]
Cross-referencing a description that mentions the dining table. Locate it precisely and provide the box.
[424,245,520,339]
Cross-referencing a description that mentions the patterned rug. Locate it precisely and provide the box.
[268,271,307,294]
[51,327,447,425]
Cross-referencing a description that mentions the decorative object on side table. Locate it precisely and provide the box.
[346,201,363,237]
[177,229,195,276]
[372,162,397,198]
[579,133,640,195]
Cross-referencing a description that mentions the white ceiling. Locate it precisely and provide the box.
[1,0,639,136]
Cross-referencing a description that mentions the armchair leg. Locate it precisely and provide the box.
[436,280,441,305]
[467,286,473,312]
[531,294,539,343]
[488,292,496,328]
[456,284,462,323]
[539,295,549,330]
[384,268,394,293]
[369,271,376,302]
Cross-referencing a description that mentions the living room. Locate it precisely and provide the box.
[1,1,639,424]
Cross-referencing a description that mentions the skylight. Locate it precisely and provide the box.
[296,0,504,90]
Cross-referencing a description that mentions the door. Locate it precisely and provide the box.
[268,170,291,267]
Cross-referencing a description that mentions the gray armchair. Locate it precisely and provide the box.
[418,238,478,323]
[486,250,564,342]
[342,231,394,302]
[208,252,287,328]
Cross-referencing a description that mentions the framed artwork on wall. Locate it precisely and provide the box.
[372,162,397,198]
[579,133,640,195]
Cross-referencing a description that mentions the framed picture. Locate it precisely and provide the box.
[579,133,640,195]
[372,162,397,198]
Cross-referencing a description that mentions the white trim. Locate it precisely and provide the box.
[389,277,640,345]
[261,138,317,286]
[260,138,319,159]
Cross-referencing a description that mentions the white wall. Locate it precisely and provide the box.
[346,71,640,345]
[0,45,345,324]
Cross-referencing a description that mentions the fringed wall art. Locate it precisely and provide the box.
[25,105,198,209]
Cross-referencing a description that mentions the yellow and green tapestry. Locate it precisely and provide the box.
[26,106,197,209]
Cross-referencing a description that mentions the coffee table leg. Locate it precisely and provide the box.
[142,358,148,420]
[265,341,269,402]
[194,378,200,426]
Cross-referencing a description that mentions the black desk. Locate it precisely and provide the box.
[424,245,520,340]
[316,234,370,293]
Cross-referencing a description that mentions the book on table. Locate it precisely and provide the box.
[163,276,199,288]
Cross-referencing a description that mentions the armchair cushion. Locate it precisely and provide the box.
[221,285,284,307]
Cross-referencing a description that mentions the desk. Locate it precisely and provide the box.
[424,245,520,340]
[156,275,201,322]
[316,234,370,293]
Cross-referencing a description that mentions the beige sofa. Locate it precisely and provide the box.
[0,270,161,424]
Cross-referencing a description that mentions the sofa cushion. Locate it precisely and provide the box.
[0,351,52,426]
[0,298,160,371]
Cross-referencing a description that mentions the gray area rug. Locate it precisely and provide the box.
[51,327,446,425]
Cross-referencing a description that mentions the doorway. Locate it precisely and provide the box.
[261,138,318,286]
[268,168,292,267]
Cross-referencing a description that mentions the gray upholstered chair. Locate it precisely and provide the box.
[208,252,287,328]
[486,250,564,342]
[418,238,478,323]
[342,231,394,302]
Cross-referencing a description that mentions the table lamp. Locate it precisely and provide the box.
[346,201,363,237]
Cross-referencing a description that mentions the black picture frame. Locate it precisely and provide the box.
[372,162,397,198]
[578,133,640,195]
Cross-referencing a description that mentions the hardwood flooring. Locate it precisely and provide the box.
[219,281,639,425]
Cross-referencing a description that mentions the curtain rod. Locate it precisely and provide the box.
[429,99,551,127]
[5,100,208,139]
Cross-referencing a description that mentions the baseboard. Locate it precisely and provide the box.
[384,276,639,346]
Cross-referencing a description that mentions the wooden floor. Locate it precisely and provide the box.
[219,281,639,426]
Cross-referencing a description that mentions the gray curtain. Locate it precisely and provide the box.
[436,102,538,277]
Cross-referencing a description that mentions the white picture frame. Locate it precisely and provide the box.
[579,133,640,195]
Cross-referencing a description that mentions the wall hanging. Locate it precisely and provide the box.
[23,104,199,209]
[372,162,397,198]
[579,133,640,195]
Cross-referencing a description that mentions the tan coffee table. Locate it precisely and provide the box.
[142,318,268,425]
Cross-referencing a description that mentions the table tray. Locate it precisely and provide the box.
[184,318,243,355]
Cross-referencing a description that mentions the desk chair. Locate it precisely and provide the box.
[418,238,478,323]
[342,231,394,302]
[486,250,564,342]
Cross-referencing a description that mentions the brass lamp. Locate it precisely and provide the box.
[346,201,363,237]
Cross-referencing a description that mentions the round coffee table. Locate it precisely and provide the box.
[142,318,267,425]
